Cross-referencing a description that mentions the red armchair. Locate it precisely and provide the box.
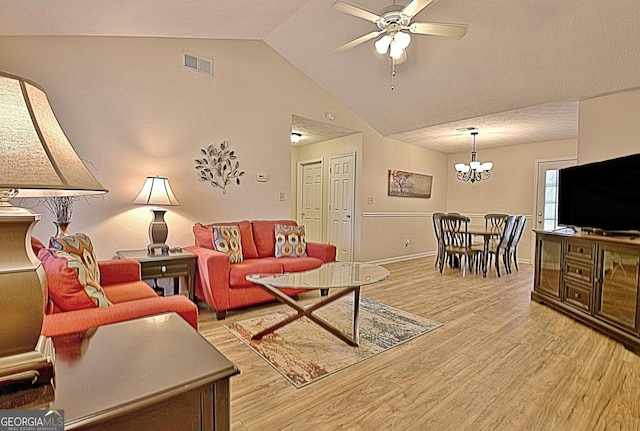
[32,237,198,337]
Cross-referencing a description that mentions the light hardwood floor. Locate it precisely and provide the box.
[197,257,640,431]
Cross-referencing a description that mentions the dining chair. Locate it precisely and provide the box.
[473,215,516,277]
[432,212,445,269]
[505,215,527,273]
[484,213,509,230]
[440,214,482,278]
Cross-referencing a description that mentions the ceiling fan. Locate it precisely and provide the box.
[332,0,468,60]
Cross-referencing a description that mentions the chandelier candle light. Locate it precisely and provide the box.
[455,131,493,183]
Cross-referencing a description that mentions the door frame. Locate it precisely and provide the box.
[296,157,325,241]
[532,157,577,259]
[328,151,356,261]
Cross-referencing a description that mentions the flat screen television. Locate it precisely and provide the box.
[557,153,640,234]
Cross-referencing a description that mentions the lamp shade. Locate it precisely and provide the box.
[0,71,107,198]
[133,176,180,206]
[0,71,106,387]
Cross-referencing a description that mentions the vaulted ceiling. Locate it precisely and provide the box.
[2,0,639,152]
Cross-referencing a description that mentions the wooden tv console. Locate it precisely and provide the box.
[532,230,640,353]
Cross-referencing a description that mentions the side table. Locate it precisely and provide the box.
[0,313,240,430]
[116,249,197,301]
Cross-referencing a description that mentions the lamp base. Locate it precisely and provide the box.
[147,209,170,255]
[0,336,55,387]
[146,243,170,255]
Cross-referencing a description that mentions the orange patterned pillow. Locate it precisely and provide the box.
[38,248,112,311]
[46,234,111,309]
[274,224,307,258]
[212,226,244,263]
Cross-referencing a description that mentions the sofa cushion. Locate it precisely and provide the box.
[103,281,159,303]
[277,256,324,273]
[252,220,297,258]
[274,224,307,258]
[193,221,258,258]
[229,258,283,288]
[38,248,112,312]
[213,226,244,263]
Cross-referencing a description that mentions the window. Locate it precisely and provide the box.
[543,169,559,231]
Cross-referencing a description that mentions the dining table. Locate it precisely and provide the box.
[467,225,503,277]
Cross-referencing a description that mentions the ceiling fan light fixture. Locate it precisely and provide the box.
[291,132,302,144]
[375,35,392,54]
[394,31,411,50]
[389,41,404,59]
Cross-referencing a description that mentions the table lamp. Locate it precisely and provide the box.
[133,176,180,254]
[0,71,107,387]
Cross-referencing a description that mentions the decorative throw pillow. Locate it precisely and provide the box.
[212,226,244,263]
[274,224,307,258]
[50,233,101,284]
[38,248,112,311]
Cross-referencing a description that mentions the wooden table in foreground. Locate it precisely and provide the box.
[0,314,240,431]
[246,262,390,347]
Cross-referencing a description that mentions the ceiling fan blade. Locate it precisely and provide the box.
[334,31,384,53]
[332,1,381,23]
[402,0,438,18]
[409,22,469,39]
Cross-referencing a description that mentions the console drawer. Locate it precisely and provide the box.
[564,260,593,284]
[566,239,594,263]
[565,283,592,312]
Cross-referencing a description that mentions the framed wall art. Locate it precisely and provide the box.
[388,169,433,198]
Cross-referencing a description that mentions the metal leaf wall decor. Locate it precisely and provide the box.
[195,140,245,194]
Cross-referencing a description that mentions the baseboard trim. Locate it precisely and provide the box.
[365,252,435,265]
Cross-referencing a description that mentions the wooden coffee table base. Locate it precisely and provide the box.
[251,285,361,347]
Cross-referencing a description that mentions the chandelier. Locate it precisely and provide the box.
[454,131,493,183]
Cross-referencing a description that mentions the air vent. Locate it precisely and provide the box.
[456,126,478,132]
[183,53,213,76]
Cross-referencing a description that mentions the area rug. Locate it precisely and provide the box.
[224,296,442,388]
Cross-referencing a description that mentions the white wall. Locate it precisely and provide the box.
[578,86,640,164]
[1,36,434,262]
[358,139,449,262]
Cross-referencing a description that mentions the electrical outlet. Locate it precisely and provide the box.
[279,192,285,202]
[405,238,411,247]
[367,196,374,205]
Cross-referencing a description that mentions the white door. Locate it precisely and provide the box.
[298,161,323,242]
[535,159,577,231]
[328,153,355,261]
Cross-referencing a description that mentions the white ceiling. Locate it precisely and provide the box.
[1,0,639,153]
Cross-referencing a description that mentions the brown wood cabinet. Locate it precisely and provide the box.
[0,313,240,430]
[532,230,640,353]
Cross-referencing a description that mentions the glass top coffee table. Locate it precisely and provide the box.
[246,262,390,346]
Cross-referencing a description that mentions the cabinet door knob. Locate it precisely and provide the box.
[161,265,167,273]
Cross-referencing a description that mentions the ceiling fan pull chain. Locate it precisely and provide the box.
[391,58,396,91]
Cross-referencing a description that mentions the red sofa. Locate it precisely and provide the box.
[32,237,199,337]
[185,220,336,319]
